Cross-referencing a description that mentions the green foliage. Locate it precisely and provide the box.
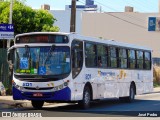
[153,81,160,88]
[42,24,59,32]
[153,65,160,88]
[0,0,59,35]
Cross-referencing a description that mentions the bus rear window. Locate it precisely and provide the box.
[15,34,69,44]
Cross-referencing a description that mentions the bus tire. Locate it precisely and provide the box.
[78,86,91,109]
[31,100,44,109]
[126,84,135,103]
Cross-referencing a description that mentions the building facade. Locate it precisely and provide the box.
[41,1,160,59]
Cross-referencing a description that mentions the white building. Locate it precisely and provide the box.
[50,9,83,34]
[48,0,98,33]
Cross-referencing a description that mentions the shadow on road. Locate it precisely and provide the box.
[15,98,160,117]
[8,99,160,117]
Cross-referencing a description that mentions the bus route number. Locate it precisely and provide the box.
[85,74,91,80]
[23,83,32,87]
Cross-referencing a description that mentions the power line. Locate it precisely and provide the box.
[79,0,147,29]
[103,12,147,29]
[94,0,147,29]
[94,0,145,22]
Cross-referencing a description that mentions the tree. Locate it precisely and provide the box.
[0,0,59,35]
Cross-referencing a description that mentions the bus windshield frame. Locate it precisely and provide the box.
[13,46,71,79]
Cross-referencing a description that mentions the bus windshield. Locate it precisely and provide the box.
[14,46,71,76]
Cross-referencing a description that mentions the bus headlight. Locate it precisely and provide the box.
[64,80,69,86]
[64,82,68,86]
[15,85,19,89]
[19,86,24,90]
[15,85,23,91]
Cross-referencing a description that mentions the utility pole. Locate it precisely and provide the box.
[70,0,77,32]
[7,0,13,48]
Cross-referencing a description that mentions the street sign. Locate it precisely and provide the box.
[0,24,14,39]
[148,17,160,31]
[148,17,156,31]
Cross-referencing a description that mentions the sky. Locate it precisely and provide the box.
[25,0,159,13]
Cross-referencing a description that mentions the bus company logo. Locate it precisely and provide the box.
[2,112,42,117]
[35,86,40,90]
[98,70,115,77]
[117,70,127,80]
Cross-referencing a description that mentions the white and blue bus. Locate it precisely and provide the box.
[7,32,153,109]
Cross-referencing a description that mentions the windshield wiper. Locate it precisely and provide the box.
[43,44,55,66]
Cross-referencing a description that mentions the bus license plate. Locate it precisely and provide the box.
[33,93,43,97]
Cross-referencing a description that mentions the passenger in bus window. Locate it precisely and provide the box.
[98,56,102,67]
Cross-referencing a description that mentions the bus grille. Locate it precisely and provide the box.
[24,87,54,90]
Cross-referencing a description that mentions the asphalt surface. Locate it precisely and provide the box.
[0,88,160,117]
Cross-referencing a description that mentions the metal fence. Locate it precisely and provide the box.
[0,48,10,88]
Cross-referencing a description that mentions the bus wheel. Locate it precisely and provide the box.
[31,100,44,109]
[126,84,135,103]
[78,86,91,109]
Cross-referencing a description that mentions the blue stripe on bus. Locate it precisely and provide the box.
[12,86,71,101]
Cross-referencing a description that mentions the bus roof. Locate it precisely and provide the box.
[15,32,152,51]
[15,32,70,38]
[70,33,152,51]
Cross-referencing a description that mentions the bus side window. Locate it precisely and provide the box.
[144,51,151,70]
[71,40,83,79]
[110,46,118,68]
[119,48,127,68]
[136,50,144,69]
[85,42,97,67]
[97,45,108,68]
[128,49,136,69]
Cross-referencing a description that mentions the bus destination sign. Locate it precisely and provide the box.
[15,34,69,44]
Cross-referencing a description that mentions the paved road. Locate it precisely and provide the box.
[1,91,160,118]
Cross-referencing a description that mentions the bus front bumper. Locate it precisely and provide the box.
[12,86,71,101]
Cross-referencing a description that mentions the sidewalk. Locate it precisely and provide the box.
[0,87,160,109]
[0,96,55,109]
[0,96,31,109]
[152,87,160,93]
